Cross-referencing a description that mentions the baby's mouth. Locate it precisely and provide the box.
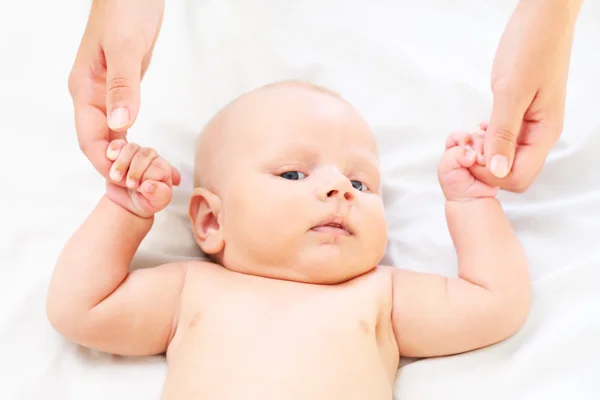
[311,218,353,236]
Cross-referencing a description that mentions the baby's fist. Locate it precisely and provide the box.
[438,130,499,202]
[105,140,177,218]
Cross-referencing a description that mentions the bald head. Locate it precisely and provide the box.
[193,80,376,191]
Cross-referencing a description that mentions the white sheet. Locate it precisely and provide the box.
[1,0,599,399]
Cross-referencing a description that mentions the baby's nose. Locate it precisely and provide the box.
[326,188,354,201]
[320,169,355,202]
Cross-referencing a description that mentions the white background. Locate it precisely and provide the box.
[1,0,599,399]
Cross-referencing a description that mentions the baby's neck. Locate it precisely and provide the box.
[216,258,372,286]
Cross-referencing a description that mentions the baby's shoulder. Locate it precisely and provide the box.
[344,266,394,299]
[352,267,396,327]
[181,259,225,283]
[172,260,229,312]
[360,265,395,285]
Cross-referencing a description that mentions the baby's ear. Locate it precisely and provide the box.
[189,188,224,255]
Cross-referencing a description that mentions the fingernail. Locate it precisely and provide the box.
[110,168,122,182]
[107,147,119,160]
[108,107,129,130]
[143,182,155,193]
[490,154,509,178]
[477,153,485,165]
[127,179,137,188]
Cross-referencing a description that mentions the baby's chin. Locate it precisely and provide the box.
[295,266,376,285]
[294,258,377,285]
[260,267,373,286]
[222,253,377,285]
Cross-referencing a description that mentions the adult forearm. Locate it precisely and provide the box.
[517,0,583,29]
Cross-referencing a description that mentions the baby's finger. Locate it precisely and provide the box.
[473,130,485,139]
[465,180,500,198]
[153,157,181,186]
[472,132,486,165]
[138,181,172,210]
[106,139,128,161]
[110,143,140,183]
[445,131,473,150]
[126,147,158,189]
[439,145,476,177]
[152,157,171,173]
[141,162,172,185]
[458,146,477,168]
[171,166,182,186]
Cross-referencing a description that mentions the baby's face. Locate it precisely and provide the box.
[200,85,387,284]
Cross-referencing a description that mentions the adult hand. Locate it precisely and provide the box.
[69,0,179,185]
[472,0,583,192]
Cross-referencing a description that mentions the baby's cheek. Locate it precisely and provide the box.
[361,201,388,257]
[264,193,309,227]
[238,185,302,232]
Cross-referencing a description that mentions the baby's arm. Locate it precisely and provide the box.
[391,131,531,358]
[46,141,186,356]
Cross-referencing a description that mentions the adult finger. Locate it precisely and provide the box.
[75,103,126,179]
[104,40,143,132]
[485,88,531,178]
[470,142,546,193]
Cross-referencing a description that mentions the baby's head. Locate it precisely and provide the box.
[189,81,387,284]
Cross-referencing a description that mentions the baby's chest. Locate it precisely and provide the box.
[207,291,379,339]
[165,279,397,400]
[179,274,391,347]
[166,273,398,379]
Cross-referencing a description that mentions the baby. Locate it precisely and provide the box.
[47,81,531,399]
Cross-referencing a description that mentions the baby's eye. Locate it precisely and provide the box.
[280,171,306,180]
[351,180,367,192]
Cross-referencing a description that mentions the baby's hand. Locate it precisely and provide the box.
[105,140,177,218]
[438,126,499,202]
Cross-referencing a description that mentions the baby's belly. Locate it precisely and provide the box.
[161,303,394,399]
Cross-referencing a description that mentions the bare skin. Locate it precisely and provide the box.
[164,263,397,399]
[72,0,583,194]
[47,82,531,399]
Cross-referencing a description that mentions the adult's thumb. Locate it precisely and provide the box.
[485,95,527,178]
[104,46,142,132]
